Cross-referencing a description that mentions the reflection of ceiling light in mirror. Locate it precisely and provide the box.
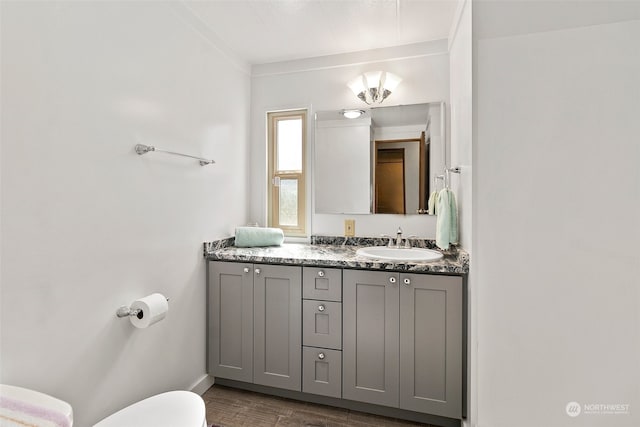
[341,109,365,119]
[348,71,402,105]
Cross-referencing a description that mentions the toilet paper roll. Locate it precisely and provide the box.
[129,293,169,328]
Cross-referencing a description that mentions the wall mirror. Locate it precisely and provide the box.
[314,102,446,215]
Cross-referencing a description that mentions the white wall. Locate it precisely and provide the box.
[249,41,450,238]
[474,8,640,427]
[0,2,250,425]
[448,1,474,426]
[449,0,472,253]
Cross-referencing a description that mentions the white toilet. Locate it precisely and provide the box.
[0,384,207,427]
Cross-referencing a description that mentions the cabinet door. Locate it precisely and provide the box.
[253,264,302,391]
[208,261,254,382]
[399,274,463,418]
[343,270,399,407]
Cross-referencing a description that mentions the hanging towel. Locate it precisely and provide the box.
[427,190,439,215]
[436,188,458,250]
[235,226,284,247]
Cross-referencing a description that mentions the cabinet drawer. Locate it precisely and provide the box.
[303,300,342,350]
[302,347,342,399]
[303,267,342,302]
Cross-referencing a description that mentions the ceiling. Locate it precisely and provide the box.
[182,0,459,65]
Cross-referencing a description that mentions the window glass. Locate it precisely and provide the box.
[278,179,298,226]
[276,118,302,171]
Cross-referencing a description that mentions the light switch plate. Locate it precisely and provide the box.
[344,219,355,237]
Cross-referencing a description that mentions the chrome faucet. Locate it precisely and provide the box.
[381,227,406,248]
[395,227,403,248]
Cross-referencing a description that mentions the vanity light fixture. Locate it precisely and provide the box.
[340,109,365,119]
[348,71,402,105]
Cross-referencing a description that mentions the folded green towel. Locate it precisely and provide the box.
[435,189,458,250]
[235,227,284,248]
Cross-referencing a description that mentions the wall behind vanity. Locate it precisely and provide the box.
[249,40,450,239]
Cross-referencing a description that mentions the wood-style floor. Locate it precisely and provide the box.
[202,385,434,427]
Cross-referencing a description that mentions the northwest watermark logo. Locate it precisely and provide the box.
[566,402,581,417]
[566,401,630,417]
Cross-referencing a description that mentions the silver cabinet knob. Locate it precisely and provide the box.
[403,278,411,286]
[243,267,250,273]
[255,268,261,275]
[389,277,397,284]
[317,270,325,277]
[318,352,325,360]
[318,304,325,312]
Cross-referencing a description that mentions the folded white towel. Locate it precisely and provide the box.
[0,384,73,427]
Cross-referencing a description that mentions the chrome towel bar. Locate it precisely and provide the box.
[135,144,215,166]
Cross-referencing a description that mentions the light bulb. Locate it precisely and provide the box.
[341,109,364,119]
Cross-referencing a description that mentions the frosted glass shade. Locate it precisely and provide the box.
[382,72,402,91]
[347,71,402,105]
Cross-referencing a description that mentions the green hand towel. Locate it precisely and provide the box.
[427,190,439,215]
[436,189,458,250]
[235,227,284,247]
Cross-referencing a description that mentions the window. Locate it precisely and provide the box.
[267,110,307,237]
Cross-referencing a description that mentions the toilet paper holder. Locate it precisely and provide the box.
[116,297,169,319]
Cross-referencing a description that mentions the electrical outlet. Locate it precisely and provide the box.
[344,219,355,237]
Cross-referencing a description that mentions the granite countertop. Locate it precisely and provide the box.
[204,236,469,275]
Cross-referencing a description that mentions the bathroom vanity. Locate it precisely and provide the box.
[204,237,469,427]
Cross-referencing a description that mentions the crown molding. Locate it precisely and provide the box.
[252,39,449,78]
[171,1,251,75]
[448,0,468,51]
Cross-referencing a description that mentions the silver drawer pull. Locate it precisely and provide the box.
[318,304,325,312]
[243,267,250,273]
[255,268,261,275]
[403,278,411,285]
[389,277,397,284]
[317,270,325,277]
[318,352,325,360]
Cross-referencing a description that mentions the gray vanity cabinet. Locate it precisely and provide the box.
[208,261,254,382]
[208,261,302,391]
[343,270,463,419]
[253,264,302,391]
[210,259,464,421]
[343,270,400,407]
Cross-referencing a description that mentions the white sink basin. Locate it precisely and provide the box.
[356,246,443,262]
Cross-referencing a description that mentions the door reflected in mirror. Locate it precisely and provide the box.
[374,132,428,214]
[375,147,407,213]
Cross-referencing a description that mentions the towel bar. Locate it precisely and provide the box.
[135,144,215,166]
